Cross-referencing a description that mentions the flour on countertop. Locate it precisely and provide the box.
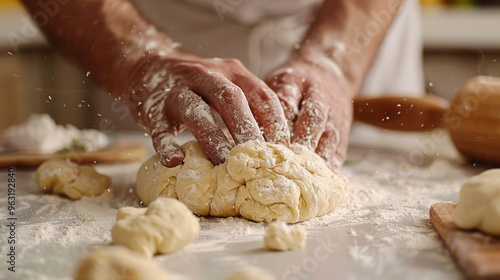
[0,135,477,279]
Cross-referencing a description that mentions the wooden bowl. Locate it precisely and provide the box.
[352,75,500,166]
[445,76,500,165]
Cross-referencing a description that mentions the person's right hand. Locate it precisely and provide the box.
[123,49,290,167]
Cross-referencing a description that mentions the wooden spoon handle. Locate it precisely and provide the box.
[352,95,449,131]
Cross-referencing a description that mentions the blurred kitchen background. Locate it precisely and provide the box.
[0,0,499,131]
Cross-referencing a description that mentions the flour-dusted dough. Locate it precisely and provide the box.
[111,197,200,257]
[226,267,275,280]
[75,246,171,280]
[35,159,110,200]
[136,140,347,223]
[452,169,500,235]
[264,222,307,251]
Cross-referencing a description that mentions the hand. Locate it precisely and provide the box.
[265,52,353,172]
[125,49,290,167]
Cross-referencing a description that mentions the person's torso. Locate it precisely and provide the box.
[180,0,321,24]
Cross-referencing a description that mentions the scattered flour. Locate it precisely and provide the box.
[0,134,474,279]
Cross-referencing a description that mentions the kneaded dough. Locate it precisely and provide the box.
[74,246,170,280]
[111,197,200,257]
[136,140,347,223]
[452,169,500,235]
[35,159,110,199]
[264,222,307,251]
[226,267,275,280]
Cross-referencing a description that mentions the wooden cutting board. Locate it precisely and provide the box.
[0,141,147,167]
[429,202,500,280]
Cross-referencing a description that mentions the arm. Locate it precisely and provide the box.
[21,0,290,166]
[20,0,168,100]
[300,0,402,91]
[266,0,402,171]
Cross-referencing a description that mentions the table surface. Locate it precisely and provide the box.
[0,125,487,280]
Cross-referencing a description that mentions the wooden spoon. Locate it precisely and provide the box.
[351,76,500,165]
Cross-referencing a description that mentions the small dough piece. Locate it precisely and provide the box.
[136,140,348,223]
[74,246,170,280]
[452,169,500,235]
[226,267,275,280]
[264,222,307,251]
[35,159,110,199]
[111,198,200,257]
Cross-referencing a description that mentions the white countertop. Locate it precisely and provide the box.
[0,126,486,280]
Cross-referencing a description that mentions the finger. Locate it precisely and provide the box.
[177,89,232,165]
[153,132,184,167]
[144,90,185,167]
[189,73,263,144]
[266,70,304,129]
[315,112,343,173]
[292,86,329,150]
[231,72,290,146]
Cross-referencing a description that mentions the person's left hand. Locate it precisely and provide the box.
[265,52,354,172]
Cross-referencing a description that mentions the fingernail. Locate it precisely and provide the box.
[278,138,290,147]
[160,150,184,167]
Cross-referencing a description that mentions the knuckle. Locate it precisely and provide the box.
[314,113,327,124]
[189,62,207,74]
[269,67,293,77]
[254,87,273,101]
[223,58,244,68]
[175,62,207,74]
[216,84,244,101]
[278,84,300,99]
[302,101,328,121]
[268,74,295,89]
[281,99,299,116]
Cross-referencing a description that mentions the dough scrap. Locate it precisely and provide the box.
[136,140,347,223]
[74,246,171,280]
[452,169,500,235]
[226,267,275,280]
[264,222,307,251]
[35,159,110,199]
[111,197,200,257]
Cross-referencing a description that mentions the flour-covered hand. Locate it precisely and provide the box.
[265,53,353,172]
[125,49,289,167]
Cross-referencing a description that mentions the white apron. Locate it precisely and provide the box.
[131,0,424,97]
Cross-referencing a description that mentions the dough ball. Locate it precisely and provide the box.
[452,169,500,235]
[264,222,307,251]
[226,267,275,280]
[74,246,171,280]
[111,198,200,257]
[136,140,347,223]
[35,159,110,200]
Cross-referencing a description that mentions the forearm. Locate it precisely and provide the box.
[20,0,177,99]
[299,0,402,94]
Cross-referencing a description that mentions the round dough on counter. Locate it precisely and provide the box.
[452,169,500,235]
[35,159,110,200]
[74,246,171,280]
[264,222,307,251]
[226,267,275,280]
[111,197,200,257]
[136,140,347,223]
